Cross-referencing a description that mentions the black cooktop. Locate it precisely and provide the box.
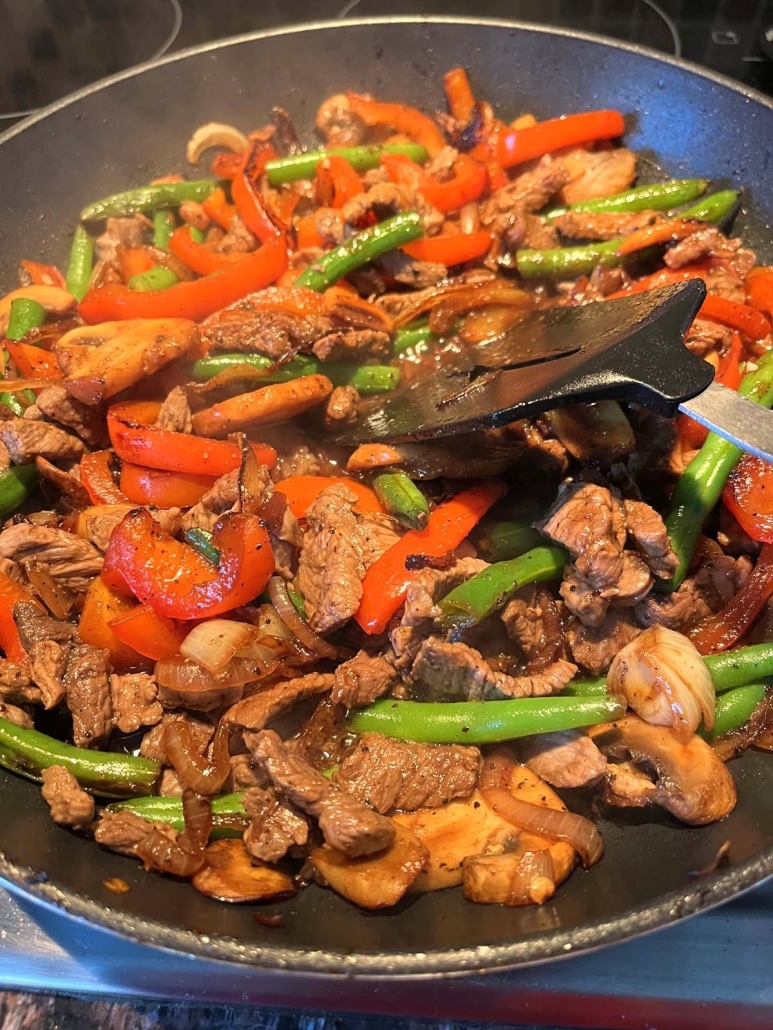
[0,0,772,123]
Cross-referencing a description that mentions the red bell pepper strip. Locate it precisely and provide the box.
[747,268,773,321]
[4,341,63,381]
[700,294,772,341]
[275,475,384,519]
[295,213,326,250]
[102,508,275,620]
[107,400,277,476]
[78,235,288,323]
[120,247,157,282]
[382,152,487,214]
[443,67,477,125]
[498,109,626,169]
[676,331,744,449]
[722,453,773,543]
[0,571,40,663]
[231,142,281,243]
[346,92,446,157]
[202,186,237,230]
[354,480,507,634]
[689,543,773,654]
[316,156,363,209]
[19,260,66,288]
[109,603,189,661]
[615,219,700,257]
[402,230,492,265]
[80,450,128,505]
[119,462,217,508]
[168,227,243,276]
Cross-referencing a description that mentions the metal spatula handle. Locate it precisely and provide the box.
[680,383,773,461]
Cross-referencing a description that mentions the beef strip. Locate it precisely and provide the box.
[0,525,102,592]
[684,318,733,358]
[373,250,447,288]
[33,385,108,448]
[479,156,570,239]
[565,609,642,675]
[242,786,309,862]
[13,601,77,649]
[35,457,91,509]
[246,728,395,857]
[0,419,86,464]
[553,209,657,241]
[558,147,637,205]
[0,702,33,728]
[41,765,94,829]
[155,386,192,434]
[334,733,480,814]
[389,557,489,667]
[411,636,577,700]
[663,226,742,270]
[225,672,335,732]
[0,659,39,704]
[538,482,627,590]
[94,809,176,858]
[297,485,400,634]
[311,329,391,362]
[323,385,360,429]
[517,729,607,789]
[180,470,239,534]
[79,505,180,553]
[623,499,679,579]
[28,639,68,708]
[94,216,148,265]
[140,711,213,762]
[341,182,444,236]
[201,298,333,358]
[501,585,567,672]
[315,93,367,146]
[331,651,399,708]
[110,673,163,734]
[64,644,112,748]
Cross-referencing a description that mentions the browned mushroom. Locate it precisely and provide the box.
[594,715,737,826]
[192,839,297,903]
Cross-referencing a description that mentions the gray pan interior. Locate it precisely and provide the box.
[0,17,772,977]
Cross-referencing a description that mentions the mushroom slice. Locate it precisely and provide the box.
[394,765,575,894]
[310,822,428,910]
[191,839,296,903]
[595,715,737,826]
[463,847,557,907]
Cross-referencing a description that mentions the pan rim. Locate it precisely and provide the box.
[0,15,772,977]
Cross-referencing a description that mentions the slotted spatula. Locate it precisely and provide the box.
[335,280,773,462]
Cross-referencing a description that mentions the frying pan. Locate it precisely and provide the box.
[0,17,772,977]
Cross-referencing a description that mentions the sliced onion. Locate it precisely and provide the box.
[238,444,270,516]
[23,560,74,619]
[180,619,256,675]
[267,576,341,659]
[164,719,231,796]
[392,277,533,329]
[459,202,480,235]
[137,790,212,878]
[155,654,276,711]
[480,750,604,869]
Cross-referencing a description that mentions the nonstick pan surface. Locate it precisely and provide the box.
[0,18,772,977]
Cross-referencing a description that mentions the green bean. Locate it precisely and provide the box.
[476,518,544,562]
[295,211,424,292]
[438,545,567,631]
[545,178,709,220]
[348,693,626,745]
[328,363,400,394]
[704,643,773,692]
[64,225,95,302]
[108,792,247,837]
[677,189,739,223]
[372,472,430,530]
[6,298,45,341]
[0,464,37,517]
[189,225,206,244]
[265,143,428,186]
[153,209,176,251]
[80,180,219,221]
[392,319,436,354]
[0,393,25,417]
[0,716,159,798]
[516,239,621,279]
[702,683,767,742]
[560,677,608,698]
[661,350,773,590]
[184,528,221,566]
[128,267,179,292]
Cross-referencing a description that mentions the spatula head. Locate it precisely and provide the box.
[335,280,711,445]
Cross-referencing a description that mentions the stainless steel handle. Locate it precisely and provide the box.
[678,381,773,462]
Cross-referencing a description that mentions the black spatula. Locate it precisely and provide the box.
[335,280,773,462]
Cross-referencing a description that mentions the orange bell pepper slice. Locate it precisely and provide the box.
[354,480,506,634]
[78,234,288,323]
[79,577,149,673]
[346,92,446,157]
[316,156,363,209]
[19,260,66,288]
[443,67,477,125]
[497,109,626,169]
[295,213,326,250]
[109,603,189,661]
[0,571,40,664]
[120,247,157,281]
[5,341,63,381]
[402,230,492,265]
[275,475,384,519]
[202,186,237,231]
[107,400,277,477]
[102,508,275,620]
[723,453,773,544]
[120,462,217,508]
[80,450,129,505]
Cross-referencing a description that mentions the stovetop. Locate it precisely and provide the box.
[0,2,772,1023]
